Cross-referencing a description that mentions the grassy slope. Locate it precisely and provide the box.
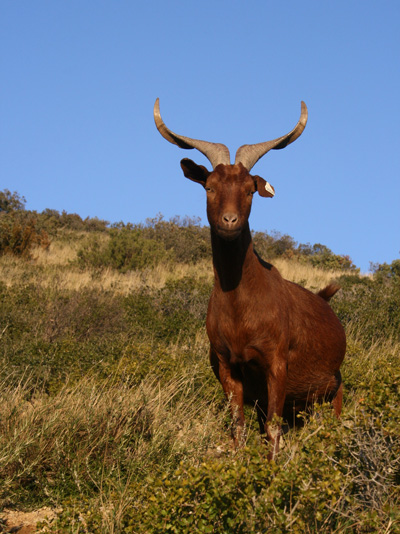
[0,237,346,292]
[0,234,399,533]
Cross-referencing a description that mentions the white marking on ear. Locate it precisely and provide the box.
[265,182,275,196]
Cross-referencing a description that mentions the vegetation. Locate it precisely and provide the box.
[0,190,399,532]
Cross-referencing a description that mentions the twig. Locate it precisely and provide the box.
[0,323,9,339]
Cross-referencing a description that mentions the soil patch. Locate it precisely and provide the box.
[1,507,59,533]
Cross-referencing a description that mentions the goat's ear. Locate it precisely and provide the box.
[180,158,210,186]
[253,175,275,198]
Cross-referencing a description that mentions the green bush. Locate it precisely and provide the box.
[126,369,400,533]
[371,258,400,280]
[143,215,211,263]
[124,276,210,343]
[253,230,297,260]
[77,226,172,271]
[0,282,122,391]
[76,215,211,271]
[252,230,358,271]
[332,270,400,344]
[37,209,109,234]
[298,243,357,271]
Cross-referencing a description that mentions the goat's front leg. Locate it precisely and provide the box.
[210,348,245,448]
[264,358,287,460]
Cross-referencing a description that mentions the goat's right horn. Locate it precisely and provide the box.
[235,101,308,171]
[154,98,231,169]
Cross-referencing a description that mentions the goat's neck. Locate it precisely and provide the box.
[211,222,259,293]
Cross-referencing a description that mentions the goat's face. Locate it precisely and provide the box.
[180,159,274,241]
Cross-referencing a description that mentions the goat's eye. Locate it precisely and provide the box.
[205,187,214,193]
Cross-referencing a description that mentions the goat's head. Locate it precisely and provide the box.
[154,98,308,240]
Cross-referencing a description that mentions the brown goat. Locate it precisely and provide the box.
[154,99,346,458]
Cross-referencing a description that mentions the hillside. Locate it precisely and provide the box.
[0,193,399,533]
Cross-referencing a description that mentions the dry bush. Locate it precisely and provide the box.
[0,214,50,258]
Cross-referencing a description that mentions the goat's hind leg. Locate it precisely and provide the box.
[264,359,288,460]
[331,371,343,418]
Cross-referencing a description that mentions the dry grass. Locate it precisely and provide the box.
[33,238,85,266]
[0,240,213,293]
[0,236,350,296]
[272,257,345,290]
[0,363,225,505]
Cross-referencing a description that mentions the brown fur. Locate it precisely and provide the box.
[180,159,346,458]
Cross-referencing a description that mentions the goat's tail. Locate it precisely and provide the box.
[318,284,341,302]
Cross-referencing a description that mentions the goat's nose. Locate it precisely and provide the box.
[222,212,238,226]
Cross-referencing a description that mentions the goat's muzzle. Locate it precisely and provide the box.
[217,213,242,240]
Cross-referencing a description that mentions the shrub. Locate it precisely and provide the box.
[144,215,211,263]
[77,226,172,271]
[0,189,26,212]
[76,215,212,272]
[333,270,400,344]
[252,230,358,271]
[0,190,50,257]
[124,276,211,343]
[371,258,400,280]
[253,230,297,260]
[0,212,50,258]
[36,209,109,234]
[298,242,358,271]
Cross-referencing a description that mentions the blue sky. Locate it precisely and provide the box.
[1,1,399,272]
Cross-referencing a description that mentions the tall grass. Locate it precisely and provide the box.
[0,365,225,507]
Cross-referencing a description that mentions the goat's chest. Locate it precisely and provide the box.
[206,292,283,365]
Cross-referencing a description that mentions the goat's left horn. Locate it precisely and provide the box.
[234,101,308,171]
[154,98,231,169]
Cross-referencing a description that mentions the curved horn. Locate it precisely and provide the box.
[234,101,308,171]
[154,98,231,169]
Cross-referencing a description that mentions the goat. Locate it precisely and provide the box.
[154,99,346,458]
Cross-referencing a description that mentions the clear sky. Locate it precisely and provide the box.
[1,1,399,272]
